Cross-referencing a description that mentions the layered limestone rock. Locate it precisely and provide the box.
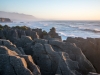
[0,45,41,75]
[0,30,5,39]
[64,37,100,73]
[48,27,62,41]
[0,26,100,75]
[0,39,22,54]
[31,40,96,75]
[25,30,39,40]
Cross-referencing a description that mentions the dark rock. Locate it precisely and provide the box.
[88,72,100,75]
[65,37,100,73]
[0,46,18,55]
[0,44,41,75]
[0,39,22,54]
[34,39,48,44]
[0,18,11,22]
[25,30,39,40]
[16,29,26,38]
[21,35,33,44]
[32,28,42,38]
[0,25,100,75]
[23,43,33,55]
[32,41,94,75]
[48,27,62,41]
[49,40,96,74]
[18,47,25,55]
[20,55,41,75]
[0,30,5,39]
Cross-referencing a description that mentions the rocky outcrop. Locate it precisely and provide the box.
[25,30,39,40]
[48,27,62,41]
[0,39,22,54]
[0,18,11,22]
[0,25,100,75]
[0,45,41,75]
[64,37,100,73]
[32,28,43,38]
[31,40,96,75]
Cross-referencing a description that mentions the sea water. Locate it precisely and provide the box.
[1,20,100,40]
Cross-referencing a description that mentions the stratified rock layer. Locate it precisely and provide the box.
[0,40,41,75]
[0,26,100,75]
[64,37,100,73]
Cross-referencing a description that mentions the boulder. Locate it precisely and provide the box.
[18,47,25,55]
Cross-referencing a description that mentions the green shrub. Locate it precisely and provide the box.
[42,30,47,35]
[0,28,3,30]
[3,25,10,28]
[0,24,3,29]
[12,25,30,30]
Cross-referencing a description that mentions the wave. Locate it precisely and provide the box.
[81,28,100,33]
[68,25,100,33]
[58,32,75,37]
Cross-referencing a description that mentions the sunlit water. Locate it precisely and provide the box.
[1,20,100,40]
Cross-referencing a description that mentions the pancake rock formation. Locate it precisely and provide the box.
[0,25,100,75]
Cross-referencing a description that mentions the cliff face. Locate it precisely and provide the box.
[0,25,100,75]
[0,18,11,22]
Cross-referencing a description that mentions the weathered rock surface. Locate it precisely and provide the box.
[32,40,96,75]
[64,37,100,73]
[0,30,5,39]
[48,27,62,41]
[0,26,100,75]
[25,30,39,39]
[88,72,100,75]
[0,45,41,75]
[0,39,22,54]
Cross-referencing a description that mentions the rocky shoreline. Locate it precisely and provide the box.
[0,25,100,75]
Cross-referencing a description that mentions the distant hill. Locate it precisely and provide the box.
[0,11,37,21]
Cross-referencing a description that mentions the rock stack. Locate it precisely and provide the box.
[48,27,62,41]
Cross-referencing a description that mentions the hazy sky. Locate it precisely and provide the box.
[0,0,100,20]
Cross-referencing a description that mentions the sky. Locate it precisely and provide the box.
[0,0,100,20]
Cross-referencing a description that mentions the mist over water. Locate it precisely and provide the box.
[1,20,100,40]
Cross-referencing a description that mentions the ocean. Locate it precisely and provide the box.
[1,20,100,40]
